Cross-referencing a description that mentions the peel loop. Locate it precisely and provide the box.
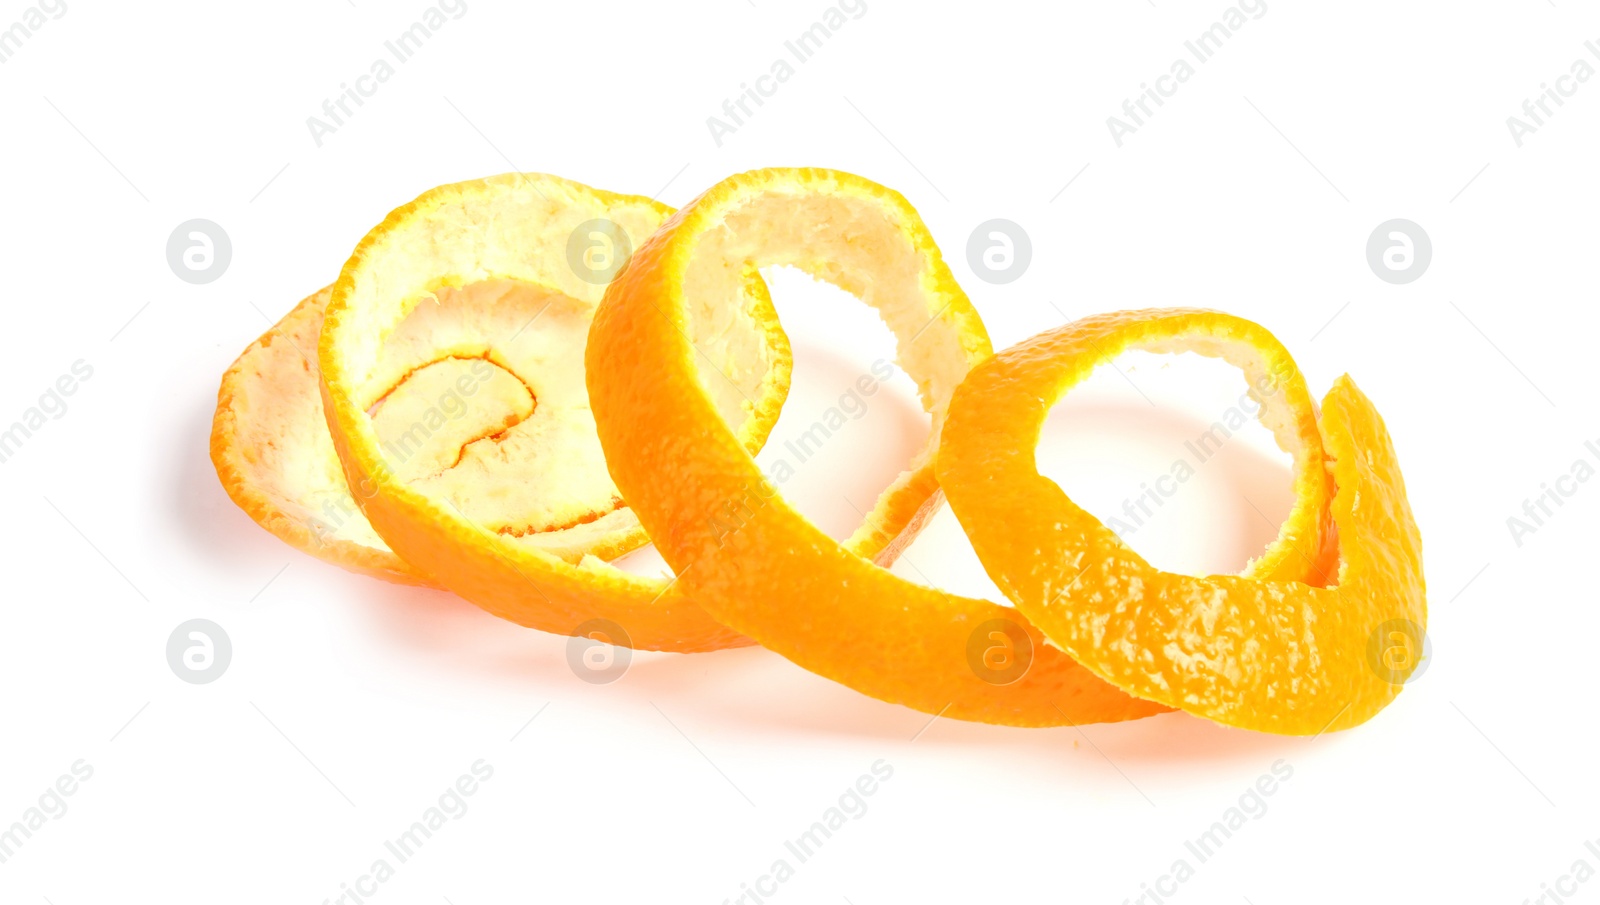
[937,309,1426,733]
[315,174,792,650]
[589,168,1190,725]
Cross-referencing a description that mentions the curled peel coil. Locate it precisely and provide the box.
[212,167,1426,734]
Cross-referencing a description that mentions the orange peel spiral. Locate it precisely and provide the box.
[313,173,795,651]
[215,164,1426,737]
[589,168,1149,725]
[588,168,1409,731]
[937,309,1427,733]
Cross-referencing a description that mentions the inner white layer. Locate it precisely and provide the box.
[1136,335,1307,467]
[677,185,974,545]
[333,179,781,562]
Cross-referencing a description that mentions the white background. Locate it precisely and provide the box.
[1,1,1595,903]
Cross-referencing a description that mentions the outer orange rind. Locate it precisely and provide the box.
[217,163,1424,738]
[317,173,789,651]
[591,169,1311,726]
[319,173,947,652]
[937,309,1426,734]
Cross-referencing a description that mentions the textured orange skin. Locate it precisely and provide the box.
[318,173,959,653]
[588,168,1177,726]
[938,310,1427,734]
